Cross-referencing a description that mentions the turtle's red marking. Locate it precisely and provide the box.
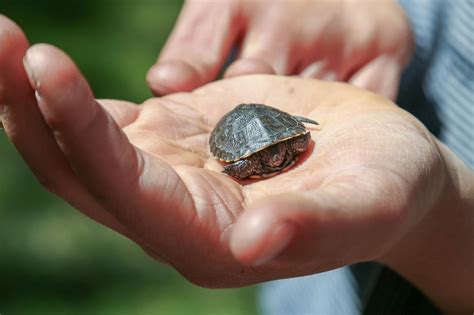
[229,139,316,185]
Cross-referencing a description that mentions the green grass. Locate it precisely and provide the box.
[0,1,258,314]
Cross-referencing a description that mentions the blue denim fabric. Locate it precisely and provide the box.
[259,263,382,315]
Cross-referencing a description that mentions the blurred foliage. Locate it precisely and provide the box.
[0,1,258,314]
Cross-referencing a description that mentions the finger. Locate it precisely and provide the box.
[0,16,127,234]
[23,44,194,244]
[299,60,338,81]
[23,43,145,208]
[147,0,242,95]
[97,99,139,129]
[227,15,293,76]
[348,55,403,100]
[224,58,276,78]
[230,169,411,267]
[0,15,30,107]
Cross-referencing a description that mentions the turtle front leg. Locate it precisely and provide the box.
[288,132,310,154]
[222,155,263,179]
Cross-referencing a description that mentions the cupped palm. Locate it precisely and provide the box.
[102,75,442,286]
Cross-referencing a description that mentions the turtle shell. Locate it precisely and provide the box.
[210,103,310,162]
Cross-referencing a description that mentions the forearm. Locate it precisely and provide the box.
[380,139,474,313]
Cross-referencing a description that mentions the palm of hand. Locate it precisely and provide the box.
[103,76,441,286]
[0,16,440,285]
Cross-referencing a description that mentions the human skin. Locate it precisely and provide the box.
[0,16,472,313]
[147,0,413,100]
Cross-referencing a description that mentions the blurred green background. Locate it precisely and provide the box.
[0,1,258,314]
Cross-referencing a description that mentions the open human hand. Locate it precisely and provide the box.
[0,14,460,306]
[148,0,413,100]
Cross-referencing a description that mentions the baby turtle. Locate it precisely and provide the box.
[209,103,318,179]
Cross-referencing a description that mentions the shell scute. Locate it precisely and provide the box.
[209,103,310,162]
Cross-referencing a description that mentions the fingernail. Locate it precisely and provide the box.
[34,89,42,103]
[253,222,296,266]
[321,71,337,81]
[377,59,400,100]
[23,54,39,89]
[300,61,326,78]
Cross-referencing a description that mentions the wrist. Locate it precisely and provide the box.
[379,138,474,313]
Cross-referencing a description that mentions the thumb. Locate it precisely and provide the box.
[230,170,410,267]
[230,193,350,267]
